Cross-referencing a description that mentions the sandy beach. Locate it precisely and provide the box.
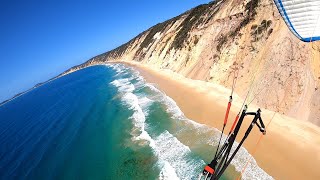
[118,61,320,180]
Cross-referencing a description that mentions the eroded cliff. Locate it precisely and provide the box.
[62,0,320,125]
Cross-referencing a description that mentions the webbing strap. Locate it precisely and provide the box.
[229,114,239,133]
[224,96,232,125]
[214,96,233,159]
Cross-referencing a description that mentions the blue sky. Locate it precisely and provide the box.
[0,0,211,102]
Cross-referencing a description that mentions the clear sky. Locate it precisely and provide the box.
[0,0,212,102]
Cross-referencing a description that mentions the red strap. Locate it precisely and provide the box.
[230,114,239,133]
[224,102,232,125]
[204,165,215,174]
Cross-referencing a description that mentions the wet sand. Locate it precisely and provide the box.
[119,61,320,180]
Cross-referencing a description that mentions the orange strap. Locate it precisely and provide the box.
[204,165,215,174]
[229,114,239,133]
[224,101,232,125]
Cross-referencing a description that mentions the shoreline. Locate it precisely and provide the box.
[118,61,320,179]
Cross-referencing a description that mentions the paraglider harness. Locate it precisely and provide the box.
[199,102,266,180]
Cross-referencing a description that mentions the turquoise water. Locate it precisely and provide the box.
[0,64,271,179]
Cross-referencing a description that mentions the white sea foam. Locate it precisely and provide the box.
[110,68,155,148]
[119,91,153,145]
[154,131,205,179]
[111,63,124,72]
[109,65,195,179]
[137,96,153,116]
[110,78,128,86]
[110,78,137,93]
[159,161,179,180]
[145,84,184,118]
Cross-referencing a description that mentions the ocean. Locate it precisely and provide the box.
[0,64,272,180]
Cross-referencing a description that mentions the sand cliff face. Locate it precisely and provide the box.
[62,0,320,126]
